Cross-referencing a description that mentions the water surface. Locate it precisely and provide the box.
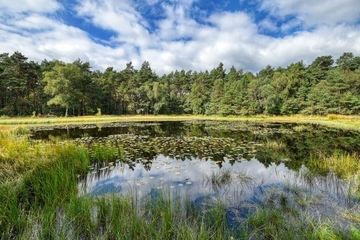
[32,121,360,223]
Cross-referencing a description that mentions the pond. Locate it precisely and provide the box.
[31,121,360,228]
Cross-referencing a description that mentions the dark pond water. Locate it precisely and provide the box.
[31,121,360,224]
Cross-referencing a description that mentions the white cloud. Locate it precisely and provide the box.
[75,0,154,48]
[0,0,61,13]
[144,0,160,5]
[260,0,360,27]
[258,24,360,68]
[157,3,200,41]
[11,15,59,31]
[258,17,278,32]
[0,0,359,76]
[280,19,302,32]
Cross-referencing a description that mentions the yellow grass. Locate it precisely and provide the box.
[1,114,360,131]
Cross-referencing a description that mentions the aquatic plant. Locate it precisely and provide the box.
[206,169,233,188]
[308,151,360,179]
[89,143,122,164]
[263,139,285,150]
[247,198,348,239]
[2,122,360,239]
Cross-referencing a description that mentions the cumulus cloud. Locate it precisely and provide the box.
[0,0,61,14]
[75,0,154,48]
[258,17,278,32]
[260,0,360,27]
[0,0,359,75]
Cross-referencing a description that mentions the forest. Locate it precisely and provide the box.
[1,51,360,117]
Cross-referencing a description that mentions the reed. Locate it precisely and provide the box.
[2,122,360,238]
[90,143,122,164]
[308,151,360,179]
[263,139,285,150]
[0,128,55,183]
[205,169,233,189]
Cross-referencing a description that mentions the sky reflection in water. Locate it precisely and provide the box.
[79,153,357,217]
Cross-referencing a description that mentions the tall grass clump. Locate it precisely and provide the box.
[139,189,241,239]
[0,128,54,183]
[0,142,91,239]
[90,143,122,164]
[247,203,348,239]
[308,151,360,179]
[0,184,28,239]
[205,169,233,189]
[263,139,285,150]
[17,143,90,209]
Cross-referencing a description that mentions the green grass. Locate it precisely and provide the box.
[307,151,360,179]
[90,143,123,164]
[2,114,360,131]
[2,121,360,239]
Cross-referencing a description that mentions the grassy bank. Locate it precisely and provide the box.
[1,120,360,239]
[0,129,241,239]
[1,114,360,131]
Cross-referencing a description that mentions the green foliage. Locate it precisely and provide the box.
[95,108,102,116]
[307,151,360,179]
[1,51,360,117]
[17,144,90,209]
[90,143,122,163]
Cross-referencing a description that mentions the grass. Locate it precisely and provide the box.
[263,139,286,150]
[0,129,242,239]
[3,118,360,239]
[204,169,233,191]
[2,114,360,131]
[90,143,123,163]
[0,127,53,183]
[307,151,360,179]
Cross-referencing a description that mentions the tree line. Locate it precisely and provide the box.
[1,51,360,117]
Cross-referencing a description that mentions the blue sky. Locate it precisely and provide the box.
[0,0,359,74]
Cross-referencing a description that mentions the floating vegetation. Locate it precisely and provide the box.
[78,134,260,174]
[204,121,295,135]
[4,121,360,239]
[30,122,161,132]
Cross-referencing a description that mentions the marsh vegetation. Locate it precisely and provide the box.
[2,120,360,239]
